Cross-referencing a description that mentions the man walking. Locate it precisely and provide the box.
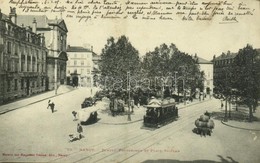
[77,123,83,139]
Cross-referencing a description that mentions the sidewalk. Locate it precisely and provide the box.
[221,105,260,131]
[0,85,75,115]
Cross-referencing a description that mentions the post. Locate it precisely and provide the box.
[183,78,186,105]
[224,98,228,122]
[127,71,131,121]
[54,60,58,95]
[174,71,178,93]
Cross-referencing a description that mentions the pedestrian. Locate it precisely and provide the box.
[221,102,224,109]
[50,102,55,113]
[72,111,77,121]
[47,100,51,109]
[77,123,83,139]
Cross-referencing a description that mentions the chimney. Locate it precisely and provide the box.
[32,18,37,33]
[9,7,17,24]
[91,46,93,52]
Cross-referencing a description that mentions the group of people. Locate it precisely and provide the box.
[47,99,84,142]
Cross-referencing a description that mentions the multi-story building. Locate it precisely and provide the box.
[16,12,68,92]
[212,51,237,94]
[66,45,94,87]
[193,54,213,95]
[92,52,101,87]
[0,8,48,104]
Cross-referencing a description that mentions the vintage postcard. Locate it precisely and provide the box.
[0,0,259,162]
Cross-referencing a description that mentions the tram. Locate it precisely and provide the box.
[143,97,178,128]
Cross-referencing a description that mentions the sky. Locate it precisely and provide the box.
[1,0,260,61]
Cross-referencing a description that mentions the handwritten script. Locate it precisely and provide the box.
[8,0,256,23]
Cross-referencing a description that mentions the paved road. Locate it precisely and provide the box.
[0,87,259,163]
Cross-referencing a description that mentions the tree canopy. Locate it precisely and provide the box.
[99,36,140,89]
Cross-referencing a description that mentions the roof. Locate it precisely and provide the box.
[0,12,9,21]
[67,46,92,52]
[17,15,50,28]
[16,15,67,32]
[193,56,212,64]
[214,52,237,61]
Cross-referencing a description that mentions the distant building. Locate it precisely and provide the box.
[92,52,101,87]
[212,51,237,94]
[16,12,68,92]
[193,54,213,95]
[0,8,48,104]
[66,45,95,87]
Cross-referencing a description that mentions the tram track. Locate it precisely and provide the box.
[93,102,219,163]
[50,99,218,163]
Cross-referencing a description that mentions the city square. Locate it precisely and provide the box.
[0,0,260,162]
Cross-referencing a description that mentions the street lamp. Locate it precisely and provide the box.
[127,71,131,121]
[174,71,178,93]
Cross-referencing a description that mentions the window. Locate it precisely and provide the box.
[81,69,84,74]
[37,79,39,87]
[74,60,77,66]
[32,80,35,88]
[41,78,44,87]
[87,69,90,74]
[74,53,77,58]
[7,60,11,71]
[27,56,31,72]
[37,63,40,72]
[15,60,19,72]
[7,80,11,92]
[14,79,17,90]
[21,52,25,71]
[42,63,45,73]
[32,57,36,72]
[81,60,84,66]
[21,79,24,90]
[14,43,18,55]
[7,42,11,54]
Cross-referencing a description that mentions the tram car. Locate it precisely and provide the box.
[143,97,178,128]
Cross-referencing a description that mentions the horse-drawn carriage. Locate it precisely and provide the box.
[143,97,178,128]
[79,107,99,125]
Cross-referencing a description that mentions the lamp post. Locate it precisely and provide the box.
[174,71,178,93]
[127,71,131,121]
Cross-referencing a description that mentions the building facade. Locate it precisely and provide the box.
[66,46,94,87]
[194,55,214,95]
[92,52,101,87]
[0,8,48,104]
[16,13,68,92]
[212,51,237,94]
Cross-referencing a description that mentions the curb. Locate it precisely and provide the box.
[98,119,143,125]
[0,89,76,115]
[221,120,260,131]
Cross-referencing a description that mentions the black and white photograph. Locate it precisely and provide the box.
[0,0,259,162]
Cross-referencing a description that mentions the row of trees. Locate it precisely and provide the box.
[214,45,260,121]
[99,35,205,98]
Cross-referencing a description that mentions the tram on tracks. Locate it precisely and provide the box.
[143,97,178,128]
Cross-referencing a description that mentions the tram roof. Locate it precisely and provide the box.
[145,102,176,108]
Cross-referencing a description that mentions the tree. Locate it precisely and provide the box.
[142,43,203,97]
[99,36,140,90]
[232,45,260,121]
